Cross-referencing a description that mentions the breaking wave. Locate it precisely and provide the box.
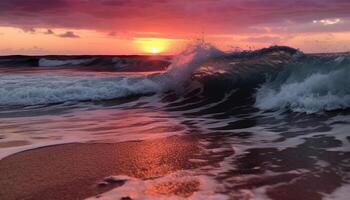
[1,42,350,113]
[255,54,350,113]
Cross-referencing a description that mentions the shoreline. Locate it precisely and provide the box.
[0,136,203,200]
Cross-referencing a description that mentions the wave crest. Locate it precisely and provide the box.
[255,55,350,113]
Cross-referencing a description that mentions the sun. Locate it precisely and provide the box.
[134,38,171,54]
[150,47,160,54]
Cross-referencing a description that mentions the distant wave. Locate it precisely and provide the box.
[0,55,171,71]
[38,58,96,67]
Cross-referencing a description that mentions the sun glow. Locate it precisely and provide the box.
[150,47,160,54]
[134,38,172,54]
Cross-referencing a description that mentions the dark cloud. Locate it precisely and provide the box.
[21,27,36,33]
[0,0,349,34]
[0,0,68,13]
[44,29,54,34]
[58,31,79,38]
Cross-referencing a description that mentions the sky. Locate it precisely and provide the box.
[1,0,350,55]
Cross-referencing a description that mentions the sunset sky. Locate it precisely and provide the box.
[1,0,350,55]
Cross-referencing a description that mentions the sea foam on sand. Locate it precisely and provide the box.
[86,171,229,200]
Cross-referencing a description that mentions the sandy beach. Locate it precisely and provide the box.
[0,136,203,200]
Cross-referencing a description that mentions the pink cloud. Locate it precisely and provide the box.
[0,0,349,35]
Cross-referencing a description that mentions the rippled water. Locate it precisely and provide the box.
[1,78,350,199]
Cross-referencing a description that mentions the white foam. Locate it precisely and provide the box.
[39,58,95,67]
[0,74,162,106]
[256,67,350,113]
[189,159,208,163]
[324,184,350,200]
[165,42,222,88]
[86,171,229,200]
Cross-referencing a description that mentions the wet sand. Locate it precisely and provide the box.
[0,136,202,200]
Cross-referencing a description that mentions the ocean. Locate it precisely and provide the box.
[1,43,350,200]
